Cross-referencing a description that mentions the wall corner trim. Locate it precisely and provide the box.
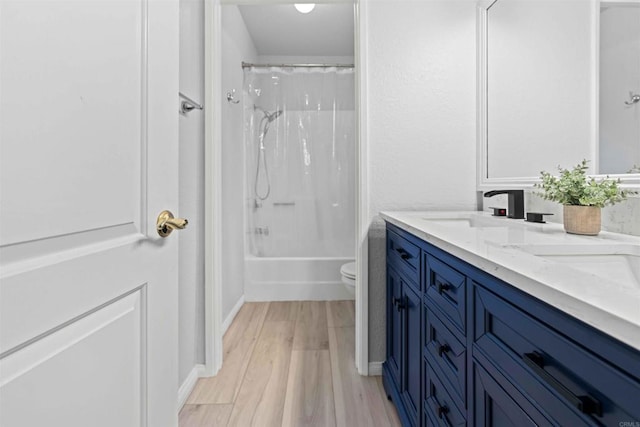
[177,364,206,411]
[222,295,245,336]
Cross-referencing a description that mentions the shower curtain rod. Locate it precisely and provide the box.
[242,61,354,69]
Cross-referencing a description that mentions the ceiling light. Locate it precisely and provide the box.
[294,3,315,14]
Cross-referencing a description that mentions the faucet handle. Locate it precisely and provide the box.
[489,207,507,217]
[525,212,553,224]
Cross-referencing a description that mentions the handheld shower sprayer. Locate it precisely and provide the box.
[253,105,283,201]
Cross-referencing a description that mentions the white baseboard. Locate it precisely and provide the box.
[222,295,245,336]
[178,364,206,410]
[368,361,383,376]
[245,281,355,301]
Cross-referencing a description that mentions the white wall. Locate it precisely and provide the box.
[221,5,258,325]
[178,0,205,385]
[365,0,478,363]
[367,0,478,218]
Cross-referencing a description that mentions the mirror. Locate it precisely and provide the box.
[478,0,640,188]
[599,2,640,174]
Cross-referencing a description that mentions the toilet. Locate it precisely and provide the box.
[340,262,356,296]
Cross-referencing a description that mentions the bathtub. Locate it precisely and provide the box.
[245,256,355,301]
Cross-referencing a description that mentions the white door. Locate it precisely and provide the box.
[0,1,180,426]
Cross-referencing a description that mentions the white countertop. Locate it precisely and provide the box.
[380,211,640,352]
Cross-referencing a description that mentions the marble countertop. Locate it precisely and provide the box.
[380,211,640,352]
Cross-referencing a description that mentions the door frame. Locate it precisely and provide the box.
[203,0,370,376]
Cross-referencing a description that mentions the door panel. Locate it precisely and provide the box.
[0,0,145,245]
[0,0,180,425]
[1,291,144,427]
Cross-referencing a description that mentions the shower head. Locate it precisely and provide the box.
[254,105,283,123]
[268,110,283,122]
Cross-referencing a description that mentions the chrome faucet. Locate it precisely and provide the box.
[483,190,525,219]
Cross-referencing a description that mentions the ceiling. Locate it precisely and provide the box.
[237,4,355,56]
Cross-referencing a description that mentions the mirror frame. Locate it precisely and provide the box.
[476,0,640,190]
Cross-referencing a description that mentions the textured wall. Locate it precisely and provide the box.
[366,0,478,365]
[367,0,478,219]
[178,0,205,385]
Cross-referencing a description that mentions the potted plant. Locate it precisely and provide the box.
[535,160,635,235]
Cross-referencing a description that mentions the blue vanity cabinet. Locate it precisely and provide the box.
[383,221,640,427]
[472,360,549,426]
[422,248,469,426]
[386,265,403,388]
[384,224,424,427]
[403,281,422,425]
[472,275,640,426]
[384,259,422,426]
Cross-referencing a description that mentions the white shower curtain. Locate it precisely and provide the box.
[243,66,355,257]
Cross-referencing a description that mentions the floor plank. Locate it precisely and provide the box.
[326,300,355,328]
[376,376,402,427]
[265,301,300,321]
[179,404,233,427]
[329,326,393,427]
[181,300,394,427]
[282,350,336,427]
[226,321,295,426]
[187,302,269,404]
[293,301,329,350]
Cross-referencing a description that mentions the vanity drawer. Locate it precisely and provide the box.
[424,362,466,427]
[387,228,420,284]
[425,254,466,335]
[473,284,640,426]
[424,301,466,409]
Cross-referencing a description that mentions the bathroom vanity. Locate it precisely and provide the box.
[380,211,640,426]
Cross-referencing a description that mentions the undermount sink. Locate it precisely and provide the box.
[420,215,508,228]
[504,243,640,288]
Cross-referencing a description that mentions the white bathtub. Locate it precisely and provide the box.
[245,256,355,301]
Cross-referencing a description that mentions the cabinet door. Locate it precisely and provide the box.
[387,266,403,387]
[474,362,550,427]
[403,282,421,426]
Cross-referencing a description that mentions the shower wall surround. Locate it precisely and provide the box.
[244,66,356,258]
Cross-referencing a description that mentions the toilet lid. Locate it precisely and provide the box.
[340,262,356,279]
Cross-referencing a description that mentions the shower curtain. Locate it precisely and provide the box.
[243,66,355,257]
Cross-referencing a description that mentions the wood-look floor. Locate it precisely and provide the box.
[181,300,401,427]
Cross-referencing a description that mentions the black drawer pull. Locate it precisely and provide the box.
[437,343,450,357]
[436,281,451,294]
[523,352,603,417]
[393,297,406,311]
[395,247,412,260]
[436,405,452,426]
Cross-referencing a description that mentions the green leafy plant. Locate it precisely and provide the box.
[535,159,635,208]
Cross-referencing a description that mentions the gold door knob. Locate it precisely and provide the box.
[156,210,188,237]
